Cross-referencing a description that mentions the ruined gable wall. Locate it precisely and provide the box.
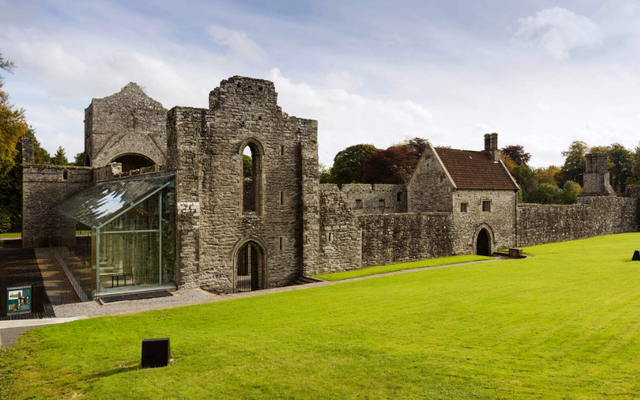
[316,185,362,274]
[85,83,167,168]
[452,189,517,254]
[516,196,639,247]
[22,165,93,248]
[357,213,453,267]
[168,77,318,293]
[338,184,407,215]
[407,145,453,213]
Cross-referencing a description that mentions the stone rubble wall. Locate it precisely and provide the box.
[337,183,407,215]
[316,186,362,275]
[407,144,454,213]
[22,165,93,248]
[516,196,639,247]
[358,212,453,267]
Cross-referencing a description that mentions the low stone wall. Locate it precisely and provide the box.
[321,183,407,215]
[516,196,639,247]
[358,212,453,267]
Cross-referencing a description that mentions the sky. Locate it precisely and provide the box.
[1,0,640,168]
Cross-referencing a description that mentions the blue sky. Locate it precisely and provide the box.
[1,0,640,167]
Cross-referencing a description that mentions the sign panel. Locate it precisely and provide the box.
[6,286,32,315]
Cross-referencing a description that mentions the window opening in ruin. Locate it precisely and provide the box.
[242,142,262,214]
[355,199,363,209]
[397,192,402,202]
[328,233,333,242]
[477,228,491,256]
[379,199,385,209]
[280,191,284,206]
[482,200,491,212]
[461,203,468,213]
[63,170,69,180]
[279,237,283,251]
[280,145,284,156]
[111,154,155,174]
[236,241,266,292]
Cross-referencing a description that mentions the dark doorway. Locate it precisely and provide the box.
[476,229,491,256]
[111,154,155,173]
[236,241,265,292]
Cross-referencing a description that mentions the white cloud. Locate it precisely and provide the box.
[515,7,603,60]
[324,71,364,91]
[207,25,267,63]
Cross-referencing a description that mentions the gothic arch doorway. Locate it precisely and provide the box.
[476,228,491,256]
[235,240,267,292]
[110,153,155,173]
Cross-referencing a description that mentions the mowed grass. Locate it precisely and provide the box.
[4,234,640,399]
[0,232,20,239]
[314,254,491,281]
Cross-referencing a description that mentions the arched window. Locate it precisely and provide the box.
[241,140,263,214]
[110,154,155,173]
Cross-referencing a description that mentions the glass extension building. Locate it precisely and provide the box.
[52,175,176,300]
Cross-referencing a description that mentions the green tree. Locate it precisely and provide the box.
[329,144,377,185]
[530,183,562,204]
[50,146,69,165]
[242,154,252,178]
[558,141,588,187]
[319,163,331,184]
[73,152,85,166]
[0,51,29,173]
[608,143,633,194]
[562,181,582,204]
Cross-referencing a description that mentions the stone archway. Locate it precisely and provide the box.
[110,153,155,173]
[476,228,491,256]
[234,240,267,292]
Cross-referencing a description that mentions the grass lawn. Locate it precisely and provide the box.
[314,254,492,281]
[0,232,21,239]
[4,233,640,399]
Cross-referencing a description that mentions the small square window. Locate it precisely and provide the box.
[397,192,402,202]
[355,199,363,209]
[482,200,491,212]
[379,199,385,208]
[460,203,468,213]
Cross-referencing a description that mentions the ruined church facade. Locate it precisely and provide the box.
[21,76,640,297]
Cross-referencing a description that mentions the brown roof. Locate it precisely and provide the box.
[435,148,518,190]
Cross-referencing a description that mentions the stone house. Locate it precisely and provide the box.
[21,76,640,300]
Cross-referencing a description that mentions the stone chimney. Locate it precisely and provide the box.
[484,133,501,162]
[582,153,615,196]
[22,136,34,165]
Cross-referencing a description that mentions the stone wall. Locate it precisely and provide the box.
[22,164,93,248]
[337,183,407,214]
[516,196,639,247]
[316,186,362,274]
[452,189,517,254]
[85,83,168,168]
[407,143,454,213]
[168,76,318,293]
[358,212,453,267]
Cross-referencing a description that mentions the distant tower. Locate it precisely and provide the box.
[582,153,615,196]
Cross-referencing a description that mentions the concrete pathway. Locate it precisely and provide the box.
[0,257,505,347]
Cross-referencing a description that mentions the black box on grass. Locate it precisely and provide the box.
[633,250,640,261]
[142,338,171,368]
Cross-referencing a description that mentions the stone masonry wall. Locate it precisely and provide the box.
[169,76,318,293]
[338,184,407,215]
[85,83,168,168]
[516,196,639,247]
[22,164,93,248]
[358,213,453,267]
[452,189,517,254]
[407,143,454,213]
[316,185,362,274]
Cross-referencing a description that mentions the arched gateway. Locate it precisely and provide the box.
[235,240,267,292]
[476,228,491,256]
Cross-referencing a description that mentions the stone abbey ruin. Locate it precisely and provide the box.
[21,76,640,299]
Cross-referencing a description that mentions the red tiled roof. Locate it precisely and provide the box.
[435,148,518,190]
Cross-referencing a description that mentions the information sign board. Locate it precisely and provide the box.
[6,286,32,315]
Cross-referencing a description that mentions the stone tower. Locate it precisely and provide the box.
[582,153,615,196]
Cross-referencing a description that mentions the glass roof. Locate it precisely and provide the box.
[56,174,174,228]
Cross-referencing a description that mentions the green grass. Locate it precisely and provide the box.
[0,232,21,238]
[4,233,640,399]
[314,254,491,281]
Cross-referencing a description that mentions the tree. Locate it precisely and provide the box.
[559,141,588,187]
[502,145,531,166]
[0,51,29,173]
[242,154,252,178]
[534,166,561,186]
[50,146,69,165]
[319,163,331,184]
[363,145,421,184]
[73,152,85,166]
[562,181,581,204]
[529,183,562,204]
[329,144,377,185]
[608,143,633,194]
